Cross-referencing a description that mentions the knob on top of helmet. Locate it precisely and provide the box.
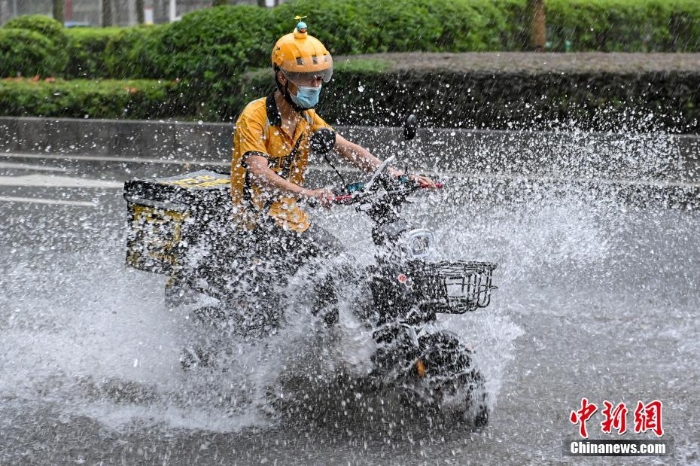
[294,19,308,38]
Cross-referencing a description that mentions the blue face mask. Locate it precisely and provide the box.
[290,85,322,109]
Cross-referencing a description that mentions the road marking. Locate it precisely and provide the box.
[0,174,122,188]
[0,152,228,167]
[0,196,96,207]
[0,161,67,172]
[0,152,698,190]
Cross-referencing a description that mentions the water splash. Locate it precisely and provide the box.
[0,195,529,433]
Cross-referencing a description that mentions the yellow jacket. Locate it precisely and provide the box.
[231,92,331,233]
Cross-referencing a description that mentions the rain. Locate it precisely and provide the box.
[0,1,699,465]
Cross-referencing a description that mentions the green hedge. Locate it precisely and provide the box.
[238,59,700,133]
[103,26,165,79]
[267,0,511,55]
[4,17,165,79]
[2,1,700,132]
[0,29,66,78]
[0,78,190,119]
[546,0,700,52]
[63,26,165,79]
[103,0,700,123]
[4,14,69,49]
[5,1,700,80]
[0,59,697,133]
[65,27,122,78]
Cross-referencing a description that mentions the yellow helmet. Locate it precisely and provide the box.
[271,19,333,83]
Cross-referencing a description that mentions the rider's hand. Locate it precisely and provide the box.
[387,167,437,189]
[409,174,437,188]
[302,187,335,209]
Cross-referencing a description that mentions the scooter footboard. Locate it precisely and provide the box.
[410,261,497,313]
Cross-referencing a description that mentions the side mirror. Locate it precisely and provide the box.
[310,128,336,154]
[403,114,417,141]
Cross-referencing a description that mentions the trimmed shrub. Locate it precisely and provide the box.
[3,14,68,49]
[270,0,510,55]
[3,15,69,77]
[492,0,530,50]
[666,0,700,51]
[546,0,700,52]
[154,6,276,81]
[0,29,65,78]
[138,6,278,120]
[65,27,122,78]
[65,26,165,79]
[425,0,512,51]
[104,26,167,79]
[270,0,442,55]
[0,78,191,120]
[146,0,520,120]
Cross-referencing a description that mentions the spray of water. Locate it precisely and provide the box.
[0,121,652,438]
[4,119,700,463]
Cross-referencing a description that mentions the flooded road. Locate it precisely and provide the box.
[0,149,698,465]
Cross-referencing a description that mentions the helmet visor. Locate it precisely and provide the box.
[283,66,333,85]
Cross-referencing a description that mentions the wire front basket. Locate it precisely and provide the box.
[412,261,497,314]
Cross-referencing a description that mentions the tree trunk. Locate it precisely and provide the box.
[257,0,266,7]
[53,0,65,24]
[213,0,227,6]
[102,0,112,27]
[136,0,145,24]
[528,0,546,51]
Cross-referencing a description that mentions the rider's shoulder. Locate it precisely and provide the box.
[305,109,332,132]
[237,97,268,122]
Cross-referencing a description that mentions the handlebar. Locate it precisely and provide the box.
[304,174,443,209]
[331,176,443,205]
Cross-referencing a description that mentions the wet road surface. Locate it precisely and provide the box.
[0,151,698,465]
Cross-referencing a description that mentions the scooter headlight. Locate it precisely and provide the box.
[405,229,434,259]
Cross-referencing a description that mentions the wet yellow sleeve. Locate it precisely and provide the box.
[234,112,268,158]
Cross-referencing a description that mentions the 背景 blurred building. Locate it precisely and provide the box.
[0,0,284,27]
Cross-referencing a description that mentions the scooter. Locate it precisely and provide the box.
[122,118,497,426]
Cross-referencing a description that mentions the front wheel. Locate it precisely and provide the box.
[425,363,489,428]
[419,331,490,427]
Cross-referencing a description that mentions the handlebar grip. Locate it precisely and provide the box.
[397,175,443,189]
[332,194,355,205]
